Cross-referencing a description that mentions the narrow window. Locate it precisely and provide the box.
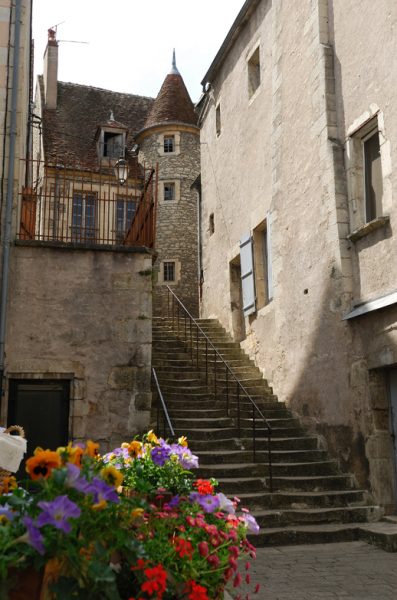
[216,104,221,136]
[72,192,97,242]
[248,47,261,98]
[163,261,175,282]
[364,130,383,222]
[163,182,175,201]
[163,135,175,153]
[209,213,215,235]
[116,198,136,242]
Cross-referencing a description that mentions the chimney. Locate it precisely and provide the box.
[43,28,58,109]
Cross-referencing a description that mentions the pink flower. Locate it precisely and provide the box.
[233,572,242,588]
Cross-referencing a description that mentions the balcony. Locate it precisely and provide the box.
[18,160,158,249]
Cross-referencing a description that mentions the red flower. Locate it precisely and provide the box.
[140,564,167,599]
[184,580,209,600]
[198,541,209,557]
[194,479,214,495]
[207,554,220,568]
[172,537,193,559]
[233,572,242,588]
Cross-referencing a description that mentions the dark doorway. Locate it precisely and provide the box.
[8,379,70,476]
[229,258,246,342]
[388,368,397,510]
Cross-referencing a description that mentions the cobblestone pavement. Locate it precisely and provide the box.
[230,541,397,599]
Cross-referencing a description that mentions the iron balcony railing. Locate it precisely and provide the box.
[166,286,273,492]
[152,367,175,440]
[18,160,158,249]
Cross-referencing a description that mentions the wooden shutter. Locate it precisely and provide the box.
[266,211,273,301]
[240,233,256,316]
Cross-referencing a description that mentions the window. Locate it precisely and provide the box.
[363,129,383,222]
[163,182,175,201]
[248,46,261,98]
[216,104,221,136]
[103,131,124,158]
[163,136,175,153]
[71,192,97,242]
[115,197,136,243]
[209,213,215,235]
[253,217,273,310]
[163,261,175,282]
[346,112,391,236]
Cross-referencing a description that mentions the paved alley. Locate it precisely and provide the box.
[233,541,397,600]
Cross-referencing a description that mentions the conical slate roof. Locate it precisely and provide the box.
[143,53,197,129]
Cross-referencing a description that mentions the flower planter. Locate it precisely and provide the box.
[8,567,44,600]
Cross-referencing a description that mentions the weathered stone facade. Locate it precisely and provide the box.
[199,0,397,512]
[139,126,200,317]
[3,244,153,450]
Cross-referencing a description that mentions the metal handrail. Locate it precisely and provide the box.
[165,286,273,492]
[152,367,175,439]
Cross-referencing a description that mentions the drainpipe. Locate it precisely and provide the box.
[0,0,23,400]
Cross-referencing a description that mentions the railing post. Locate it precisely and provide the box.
[196,328,199,368]
[190,319,193,364]
[252,405,256,463]
[205,338,208,383]
[268,428,273,493]
[237,383,240,437]
[177,304,180,338]
[214,349,217,400]
[167,288,170,319]
[184,311,187,342]
[226,367,229,417]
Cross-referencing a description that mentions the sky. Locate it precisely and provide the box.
[32,0,245,103]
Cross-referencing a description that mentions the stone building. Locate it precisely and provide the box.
[0,29,200,458]
[137,51,200,317]
[198,0,397,513]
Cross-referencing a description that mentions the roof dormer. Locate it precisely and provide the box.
[96,111,128,162]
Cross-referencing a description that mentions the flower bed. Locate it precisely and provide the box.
[0,432,260,599]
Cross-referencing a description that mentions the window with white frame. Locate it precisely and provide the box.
[163,261,175,282]
[163,135,175,153]
[71,192,97,242]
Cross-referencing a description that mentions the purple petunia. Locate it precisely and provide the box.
[37,495,81,533]
[169,444,199,469]
[86,477,120,505]
[0,505,15,522]
[66,463,91,493]
[216,492,236,514]
[242,513,260,535]
[189,492,220,513]
[151,445,171,466]
[22,516,45,554]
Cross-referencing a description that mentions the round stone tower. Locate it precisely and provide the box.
[136,51,200,317]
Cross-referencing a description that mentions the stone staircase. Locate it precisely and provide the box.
[151,316,387,547]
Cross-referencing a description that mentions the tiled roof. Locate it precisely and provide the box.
[142,73,198,130]
[39,77,154,175]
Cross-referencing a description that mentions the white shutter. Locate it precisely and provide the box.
[240,233,256,316]
[266,211,273,301]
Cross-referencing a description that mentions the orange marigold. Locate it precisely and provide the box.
[26,448,61,480]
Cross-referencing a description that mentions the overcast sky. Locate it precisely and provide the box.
[32,0,245,102]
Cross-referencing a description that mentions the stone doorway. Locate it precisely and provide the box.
[388,368,397,511]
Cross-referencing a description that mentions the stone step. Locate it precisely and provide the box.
[168,407,289,419]
[174,426,306,440]
[253,506,378,529]
[196,449,327,464]
[269,474,355,491]
[236,489,366,510]
[250,521,397,549]
[202,460,338,480]
[188,436,319,452]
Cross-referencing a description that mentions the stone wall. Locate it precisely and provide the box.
[2,244,153,450]
[199,0,397,509]
[139,127,200,317]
